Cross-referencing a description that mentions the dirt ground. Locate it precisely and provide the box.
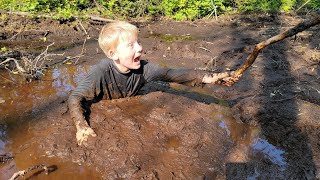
[0,12,320,179]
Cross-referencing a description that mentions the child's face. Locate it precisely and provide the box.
[113,35,142,73]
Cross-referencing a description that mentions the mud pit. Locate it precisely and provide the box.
[41,92,237,179]
[1,13,320,179]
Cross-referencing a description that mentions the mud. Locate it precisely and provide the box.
[0,12,320,179]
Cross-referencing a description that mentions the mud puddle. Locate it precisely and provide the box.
[0,63,288,179]
[0,65,104,179]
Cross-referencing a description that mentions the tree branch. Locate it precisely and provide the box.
[218,13,320,86]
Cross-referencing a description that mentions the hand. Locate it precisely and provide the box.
[202,71,233,84]
[76,126,97,146]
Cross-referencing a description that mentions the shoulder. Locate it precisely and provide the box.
[140,59,159,70]
[82,59,112,81]
[90,59,112,72]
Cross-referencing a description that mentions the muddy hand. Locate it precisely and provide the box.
[76,127,97,146]
[202,71,233,84]
[218,71,242,86]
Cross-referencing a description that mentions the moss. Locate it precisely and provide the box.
[150,33,193,43]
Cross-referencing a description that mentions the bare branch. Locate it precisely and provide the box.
[218,14,320,86]
[0,42,64,81]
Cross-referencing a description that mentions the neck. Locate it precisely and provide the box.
[114,62,130,73]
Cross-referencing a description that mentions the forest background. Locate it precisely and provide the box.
[0,0,319,21]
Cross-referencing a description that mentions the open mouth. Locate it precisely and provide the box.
[134,56,141,62]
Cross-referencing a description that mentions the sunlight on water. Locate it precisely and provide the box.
[0,65,90,121]
[219,117,287,171]
[219,121,230,136]
[251,138,287,170]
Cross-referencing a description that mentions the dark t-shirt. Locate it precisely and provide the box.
[68,59,206,125]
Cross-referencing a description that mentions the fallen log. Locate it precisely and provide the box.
[217,13,320,86]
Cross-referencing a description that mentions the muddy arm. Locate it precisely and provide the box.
[68,95,97,146]
[68,95,91,130]
[67,68,105,145]
[143,61,235,86]
[202,71,234,84]
[144,63,207,86]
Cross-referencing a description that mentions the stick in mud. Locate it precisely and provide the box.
[217,13,320,86]
[9,164,50,180]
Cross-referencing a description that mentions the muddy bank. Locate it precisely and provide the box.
[0,12,320,179]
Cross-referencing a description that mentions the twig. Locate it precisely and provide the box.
[33,42,55,70]
[198,47,211,52]
[93,0,108,11]
[89,16,115,22]
[1,42,63,81]
[74,36,88,64]
[296,0,311,12]
[78,20,88,35]
[63,55,85,63]
[9,26,25,40]
[306,85,320,94]
[270,95,297,102]
[0,58,27,73]
[9,164,49,180]
[207,0,218,20]
[0,74,17,84]
[197,57,217,71]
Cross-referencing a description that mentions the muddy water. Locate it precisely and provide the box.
[0,66,103,179]
[0,63,287,179]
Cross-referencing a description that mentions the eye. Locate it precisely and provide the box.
[128,43,134,47]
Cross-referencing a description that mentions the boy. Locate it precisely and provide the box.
[68,21,231,146]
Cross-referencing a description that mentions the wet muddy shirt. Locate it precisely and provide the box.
[68,59,206,126]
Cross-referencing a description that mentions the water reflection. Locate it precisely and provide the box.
[165,81,288,172]
[0,65,90,122]
[0,64,91,142]
[0,64,101,179]
[251,138,287,170]
[219,117,287,170]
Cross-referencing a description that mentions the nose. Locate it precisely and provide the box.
[135,42,142,53]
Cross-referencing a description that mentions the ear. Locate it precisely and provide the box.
[107,49,118,61]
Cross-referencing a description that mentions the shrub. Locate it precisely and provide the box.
[0,0,319,20]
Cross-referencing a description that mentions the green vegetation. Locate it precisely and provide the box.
[150,33,193,42]
[0,0,319,21]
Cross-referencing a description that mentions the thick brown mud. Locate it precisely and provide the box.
[0,12,320,179]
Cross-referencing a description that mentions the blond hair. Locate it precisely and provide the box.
[98,21,139,56]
